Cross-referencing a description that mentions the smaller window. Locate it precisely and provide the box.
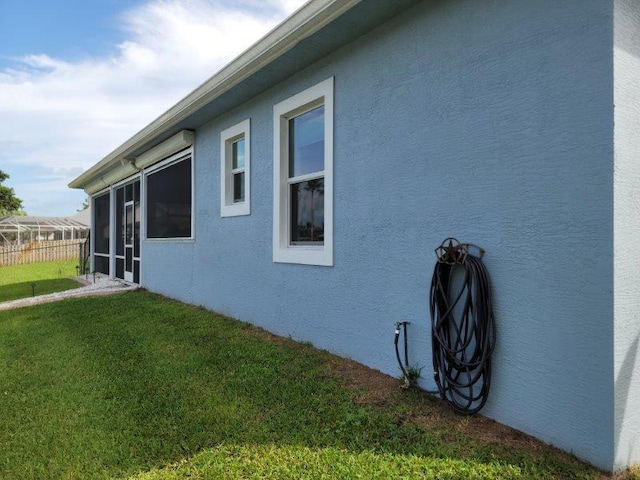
[221,119,251,217]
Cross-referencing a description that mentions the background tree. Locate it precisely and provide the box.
[0,170,24,217]
[78,196,90,212]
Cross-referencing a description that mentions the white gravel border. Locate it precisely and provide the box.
[0,274,138,311]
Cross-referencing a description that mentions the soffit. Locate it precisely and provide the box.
[127,0,422,156]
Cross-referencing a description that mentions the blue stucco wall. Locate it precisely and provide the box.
[142,0,614,469]
[614,0,640,470]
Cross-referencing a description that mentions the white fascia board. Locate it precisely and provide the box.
[68,0,361,191]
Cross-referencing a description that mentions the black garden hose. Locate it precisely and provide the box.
[394,321,410,386]
[429,238,496,415]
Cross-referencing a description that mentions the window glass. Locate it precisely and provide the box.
[94,193,110,254]
[146,157,192,238]
[232,139,245,169]
[233,172,245,202]
[290,178,324,244]
[289,106,324,178]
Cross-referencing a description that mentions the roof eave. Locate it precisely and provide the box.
[69,0,362,190]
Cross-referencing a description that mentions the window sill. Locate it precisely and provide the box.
[273,245,333,266]
[144,237,195,243]
[221,202,250,217]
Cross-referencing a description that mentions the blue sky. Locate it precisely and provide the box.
[0,1,141,68]
[0,0,305,216]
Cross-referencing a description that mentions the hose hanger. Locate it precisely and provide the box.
[430,238,495,415]
[434,237,485,264]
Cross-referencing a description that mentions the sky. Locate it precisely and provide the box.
[0,0,307,217]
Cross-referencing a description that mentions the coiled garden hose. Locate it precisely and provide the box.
[429,238,496,415]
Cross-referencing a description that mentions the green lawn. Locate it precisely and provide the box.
[0,260,80,302]
[0,291,614,479]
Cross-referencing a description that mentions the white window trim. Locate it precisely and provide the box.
[144,147,195,241]
[220,119,251,217]
[273,77,334,266]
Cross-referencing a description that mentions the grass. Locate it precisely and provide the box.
[0,291,618,479]
[0,260,80,302]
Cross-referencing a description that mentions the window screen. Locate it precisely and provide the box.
[94,255,109,275]
[94,192,110,254]
[115,187,124,256]
[146,157,192,239]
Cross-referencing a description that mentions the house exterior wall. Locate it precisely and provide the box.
[141,0,615,469]
[614,0,640,470]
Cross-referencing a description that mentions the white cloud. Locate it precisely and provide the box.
[0,0,307,216]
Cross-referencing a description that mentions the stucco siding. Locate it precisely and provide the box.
[614,0,640,470]
[142,0,614,469]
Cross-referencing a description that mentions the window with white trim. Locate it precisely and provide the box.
[220,119,250,217]
[273,77,333,266]
[145,150,193,239]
